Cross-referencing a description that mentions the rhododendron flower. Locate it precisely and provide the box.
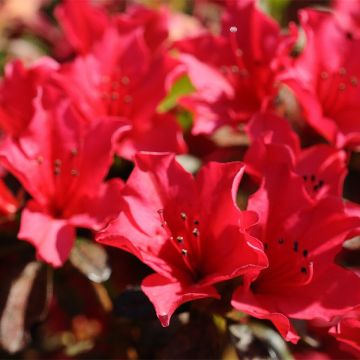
[244,112,347,199]
[175,0,295,135]
[333,0,360,37]
[97,153,268,326]
[329,306,360,352]
[0,89,123,267]
[281,9,360,149]
[232,147,360,343]
[52,27,186,159]
[0,58,58,137]
[55,0,169,55]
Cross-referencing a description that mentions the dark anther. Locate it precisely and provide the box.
[194,220,199,225]
[303,175,307,181]
[264,243,269,250]
[318,180,324,188]
[346,31,354,40]
[293,241,299,252]
[176,236,184,244]
[278,238,285,245]
[181,249,188,256]
[313,184,319,192]
[310,175,316,182]
[300,266,307,274]
[303,249,308,258]
[192,228,199,237]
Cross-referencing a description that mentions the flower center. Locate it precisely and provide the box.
[254,236,314,293]
[157,209,203,281]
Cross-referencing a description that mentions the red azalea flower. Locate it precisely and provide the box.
[333,0,360,37]
[231,148,360,343]
[175,0,295,135]
[0,58,58,137]
[52,28,186,159]
[0,89,123,267]
[329,306,360,352]
[281,9,360,149]
[97,153,268,326]
[244,112,347,200]
[55,0,169,55]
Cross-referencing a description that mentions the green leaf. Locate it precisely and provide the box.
[177,109,193,131]
[158,75,195,113]
[260,0,291,24]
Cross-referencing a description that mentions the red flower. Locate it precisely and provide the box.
[333,0,360,37]
[0,58,58,138]
[281,9,360,149]
[232,148,360,343]
[0,89,123,266]
[244,112,347,200]
[52,28,186,159]
[329,306,360,352]
[97,153,267,326]
[175,1,295,135]
[55,0,169,55]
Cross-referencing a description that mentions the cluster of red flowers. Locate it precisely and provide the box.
[0,0,360,357]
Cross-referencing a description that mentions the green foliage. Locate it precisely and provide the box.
[158,75,195,113]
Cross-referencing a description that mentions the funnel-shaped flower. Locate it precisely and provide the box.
[232,148,360,343]
[0,88,123,266]
[282,9,360,149]
[97,153,267,326]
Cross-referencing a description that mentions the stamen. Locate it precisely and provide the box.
[121,76,129,85]
[181,249,188,256]
[338,83,346,91]
[71,148,78,156]
[54,159,62,167]
[351,77,358,86]
[71,169,79,177]
[302,249,308,257]
[320,71,328,80]
[36,156,44,165]
[339,67,347,76]
[180,212,187,220]
[229,26,238,33]
[111,92,119,100]
[293,241,299,252]
[192,228,199,237]
[176,236,184,244]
